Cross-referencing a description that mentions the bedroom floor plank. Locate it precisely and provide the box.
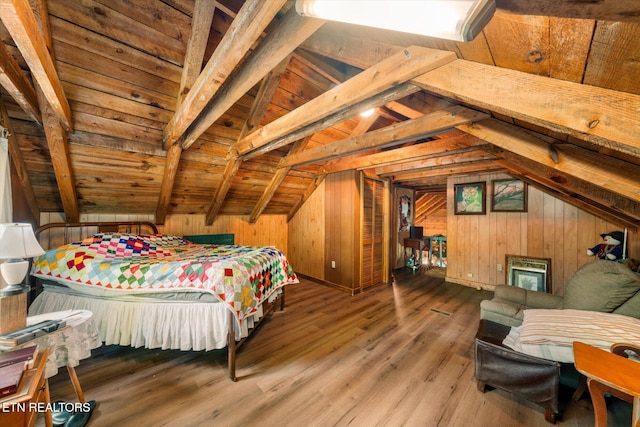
[37,268,619,427]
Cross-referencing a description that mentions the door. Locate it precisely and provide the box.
[361,175,386,289]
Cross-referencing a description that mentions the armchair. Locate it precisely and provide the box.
[481,259,640,327]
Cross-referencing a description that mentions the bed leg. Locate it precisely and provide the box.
[228,310,237,382]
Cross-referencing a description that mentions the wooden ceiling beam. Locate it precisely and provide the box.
[283,105,488,168]
[495,159,639,231]
[205,56,292,225]
[0,0,71,131]
[0,41,40,124]
[321,135,488,173]
[235,46,457,159]
[179,8,325,151]
[390,160,505,181]
[177,0,216,107]
[242,82,420,160]
[495,0,640,22]
[248,135,312,224]
[163,0,288,149]
[375,149,496,176]
[155,144,181,224]
[292,49,359,85]
[205,158,241,224]
[413,60,640,159]
[459,118,640,204]
[156,0,215,224]
[29,0,78,222]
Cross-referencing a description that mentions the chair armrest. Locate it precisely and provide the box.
[494,285,527,304]
[493,285,562,309]
[525,291,563,309]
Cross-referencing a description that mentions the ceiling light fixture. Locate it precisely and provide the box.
[295,0,496,42]
[360,108,375,118]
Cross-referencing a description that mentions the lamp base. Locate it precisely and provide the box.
[0,291,27,334]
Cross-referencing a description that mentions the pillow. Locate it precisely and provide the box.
[502,308,640,363]
[613,291,640,319]
[563,260,640,312]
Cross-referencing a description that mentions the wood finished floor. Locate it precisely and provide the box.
[38,269,625,427]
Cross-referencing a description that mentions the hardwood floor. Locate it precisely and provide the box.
[38,269,624,426]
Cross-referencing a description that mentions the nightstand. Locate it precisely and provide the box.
[0,347,52,427]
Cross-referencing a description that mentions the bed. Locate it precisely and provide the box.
[28,221,298,381]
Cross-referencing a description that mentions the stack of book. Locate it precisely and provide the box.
[0,345,38,398]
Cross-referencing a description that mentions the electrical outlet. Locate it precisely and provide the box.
[497,264,503,272]
[331,260,336,268]
[467,273,473,278]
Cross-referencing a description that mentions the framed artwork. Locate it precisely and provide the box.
[454,182,486,215]
[399,194,411,232]
[506,255,551,293]
[492,179,527,212]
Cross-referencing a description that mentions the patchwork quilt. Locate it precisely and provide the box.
[31,233,298,323]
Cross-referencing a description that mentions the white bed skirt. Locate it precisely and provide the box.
[28,287,276,352]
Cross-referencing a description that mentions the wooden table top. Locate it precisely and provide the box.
[573,341,640,398]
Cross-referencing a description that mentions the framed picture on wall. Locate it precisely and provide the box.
[491,179,528,212]
[454,182,486,215]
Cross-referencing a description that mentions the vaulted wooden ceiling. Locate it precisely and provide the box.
[0,0,639,229]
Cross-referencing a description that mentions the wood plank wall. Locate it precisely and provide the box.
[447,172,640,296]
[323,171,360,291]
[38,212,289,254]
[288,180,326,280]
[414,196,447,237]
[38,169,639,298]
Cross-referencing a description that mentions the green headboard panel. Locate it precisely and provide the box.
[183,234,235,245]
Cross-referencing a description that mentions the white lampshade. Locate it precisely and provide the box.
[0,223,45,259]
[295,0,496,42]
[0,223,44,294]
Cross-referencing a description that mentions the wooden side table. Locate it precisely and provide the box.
[403,238,424,270]
[0,348,52,427]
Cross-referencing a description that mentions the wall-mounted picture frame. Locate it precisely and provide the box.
[491,179,528,212]
[506,255,552,293]
[454,182,486,215]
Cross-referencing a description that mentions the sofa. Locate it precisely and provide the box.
[480,259,640,327]
[476,259,640,423]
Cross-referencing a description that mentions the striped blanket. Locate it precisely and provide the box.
[503,308,640,363]
[31,233,298,323]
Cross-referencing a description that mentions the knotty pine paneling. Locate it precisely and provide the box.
[160,214,288,254]
[38,212,289,256]
[288,180,326,279]
[324,171,360,291]
[447,173,639,296]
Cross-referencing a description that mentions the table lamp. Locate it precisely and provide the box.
[0,223,44,334]
[0,223,45,294]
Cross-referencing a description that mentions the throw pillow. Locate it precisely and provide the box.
[562,260,640,312]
